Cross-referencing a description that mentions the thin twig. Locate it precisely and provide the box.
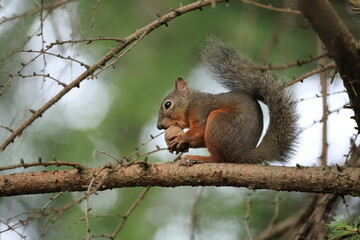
[190,187,204,240]
[90,31,147,79]
[317,36,328,166]
[0,219,26,239]
[0,0,228,153]
[45,37,124,47]
[299,90,346,102]
[0,192,64,235]
[262,192,280,237]
[90,0,101,28]
[110,187,151,239]
[141,131,164,146]
[0,11,51,66]
[0,160,86,173]
[84,164,108,240]
[0,49,49,96]
[18,73,67,87]
[79,214,126,221]
[239,0,301,14]
[304,105,346,129]
[0,126,14,133]
[40,164,114,237]
[258,0,294,62]
[39,0,47,83]
[243,190,253,240]
[257,53,328,71]
[17,49,90,69]
[284,62,335,87]
[0,0,76,26]
[93,150,121,163]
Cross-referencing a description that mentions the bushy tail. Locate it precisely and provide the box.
[201,38,298,163]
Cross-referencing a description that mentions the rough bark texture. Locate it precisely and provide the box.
[0,163,359,197]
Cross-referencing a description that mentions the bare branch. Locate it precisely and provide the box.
[17,49,90,69]
[109,187,150,239]
[284,62,335,87]
[0,0,228,153]
[0,160,86,173]
[0,0,76,26]
[243,190,254,240]
[239,0,301,14]
[0,163,359,197]
[257,53,328,71]
[190,187,203,240]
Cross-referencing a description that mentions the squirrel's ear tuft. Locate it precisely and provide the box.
[175,77,188,97]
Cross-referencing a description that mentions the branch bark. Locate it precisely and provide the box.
[0,163,359,197]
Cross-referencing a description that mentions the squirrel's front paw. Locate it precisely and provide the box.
[167,133,189,154]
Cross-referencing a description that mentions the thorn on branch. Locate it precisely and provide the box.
[170,8,181,16]
[29,109,36,114]
[336,164,344,172]
[156,12,168,27]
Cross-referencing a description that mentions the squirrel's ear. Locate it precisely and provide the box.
[175,77,188,97]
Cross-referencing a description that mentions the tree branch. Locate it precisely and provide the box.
[0,0,227,153]
[0,163,359,197]
[0,0,76,26]
[297,0,360,130]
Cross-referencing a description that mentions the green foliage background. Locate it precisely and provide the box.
[0,1,359,239]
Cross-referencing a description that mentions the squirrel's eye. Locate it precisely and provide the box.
[164,101,172,109]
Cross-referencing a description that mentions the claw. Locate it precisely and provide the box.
[179,157,194,167]
[178,157,205,167]
[185,158,194,167]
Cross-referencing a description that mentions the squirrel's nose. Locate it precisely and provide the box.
[157,122,164,130]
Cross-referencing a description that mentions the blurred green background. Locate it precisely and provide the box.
[0,0,359,239]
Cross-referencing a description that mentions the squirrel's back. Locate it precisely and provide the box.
[202,38,298,163]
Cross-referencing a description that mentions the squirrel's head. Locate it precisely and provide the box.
[157,77,190,130]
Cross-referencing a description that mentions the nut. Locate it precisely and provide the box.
[164,125,183,145]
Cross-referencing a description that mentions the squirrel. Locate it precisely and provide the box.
[157,38,298,166]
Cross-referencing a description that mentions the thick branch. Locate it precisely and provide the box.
[0,163,359,197]
[298,0,360,129]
